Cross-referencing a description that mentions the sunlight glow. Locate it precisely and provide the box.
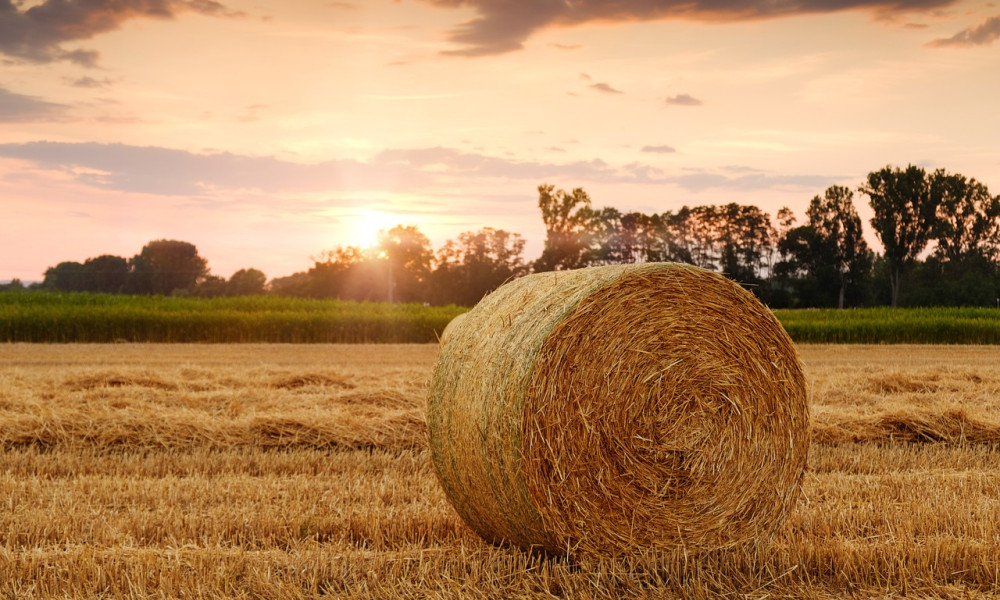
[356,210,400,249]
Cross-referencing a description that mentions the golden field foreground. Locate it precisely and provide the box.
[1,343,999,599]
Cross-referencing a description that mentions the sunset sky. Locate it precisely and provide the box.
[2,0,999,283]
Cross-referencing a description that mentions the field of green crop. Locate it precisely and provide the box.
[773,307,1000,344]
[0,292,464,343]
[2,292,999,343]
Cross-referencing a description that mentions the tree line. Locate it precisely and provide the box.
[9,163,998,308]
[6,240,266,298]
[525,165,999,308]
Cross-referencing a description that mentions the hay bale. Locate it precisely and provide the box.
[427,263,808,557]
[439,312,468,345]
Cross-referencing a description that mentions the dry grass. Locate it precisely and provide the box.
[1,343,999,598]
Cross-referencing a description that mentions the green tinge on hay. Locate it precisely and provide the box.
[430,267,629,549]
[428,263,809,558]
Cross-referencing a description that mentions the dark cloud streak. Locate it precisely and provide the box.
[434,0,566,56]
[0,0,239,65]
[666,93,702,106]
[0,87,68,122]
[422,0,958,56]
[590,82,623,94]
[71,76,113,88]
[927,15,1000,47]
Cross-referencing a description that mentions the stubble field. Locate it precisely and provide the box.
[1,343,999,599]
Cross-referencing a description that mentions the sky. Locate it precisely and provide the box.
[2,0,999,283]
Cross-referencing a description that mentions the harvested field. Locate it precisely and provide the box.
[1,343,999,598]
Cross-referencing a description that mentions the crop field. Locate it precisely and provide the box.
[773,307,1000,345]
[0,293,464,343]
[3,291,1000,344]
[1,343,1000,599]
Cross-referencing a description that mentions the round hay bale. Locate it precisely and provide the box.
[439,312,468,345]
[427,263,808,557]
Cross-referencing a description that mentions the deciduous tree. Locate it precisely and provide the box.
[377,225,433,303]
[533,184,597,271]
[591,210,669,265]
[805,186,873,308]
[127,240,209,295]
[82,255,129,293]
[430,227,527,305]
[227,268,267,296]
[859,165,939,307]
[43,261,86,292]
[930,170,1000,263]
[307,246,368,300]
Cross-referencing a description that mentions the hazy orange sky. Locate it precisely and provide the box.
[2,0,999,282]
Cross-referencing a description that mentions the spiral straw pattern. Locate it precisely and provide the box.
[428,263,808,557]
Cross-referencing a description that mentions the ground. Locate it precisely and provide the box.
[1,344,998,599]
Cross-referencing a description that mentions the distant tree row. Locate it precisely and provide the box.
[16,163,999,308]
[35,240,265,298]
[526,165,999,308]
[269,226,528,306]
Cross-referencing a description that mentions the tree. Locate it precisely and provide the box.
[766,207,801,308]
[584,207,621,266]
[662,207,697,266]
[0,278,26,292]
[227,268,267,296]
[661,204,775,290]
[775,207,797,235]
[44,255,130,294]
[776,190,874,309]
[430,227,528,305]
[43,261,87,292]
[533,184,597,271]
[306,246,371,300]
[899,254,999,307]
[269,271,312,297]
[859,165,939,307]
[715,203,776,287]
[592,210,669,265]
[672,205,724,270]
[377,225,433,303]
[194,275,229,298]
[804,186,873,309]
[81,255,129,293]
[930,170,1000,263]
[127,240,209,295]
[775,224,827,306]
[304,230,432,303]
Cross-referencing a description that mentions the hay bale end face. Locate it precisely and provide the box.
[428,263,808,557]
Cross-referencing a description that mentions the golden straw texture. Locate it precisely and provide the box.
[427,263,808,558]
[439,312,467,345]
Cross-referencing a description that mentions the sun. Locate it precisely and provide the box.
[356,210,399,249]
